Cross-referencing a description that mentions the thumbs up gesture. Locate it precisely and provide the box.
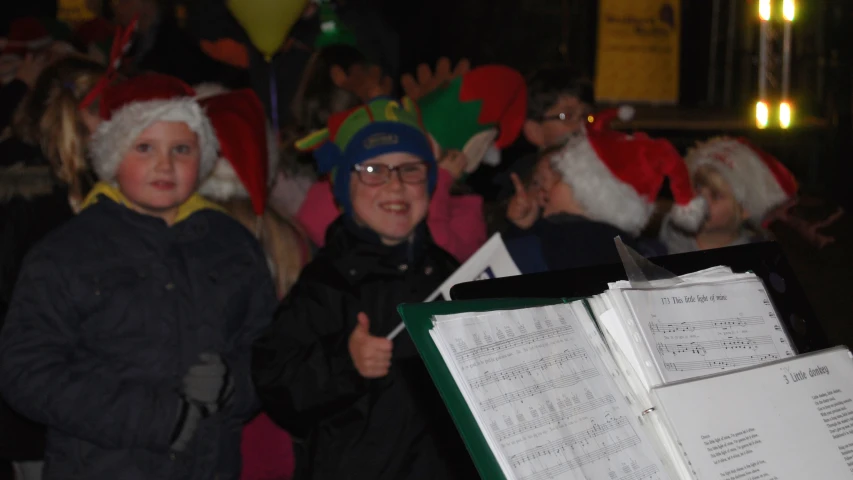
[506,172,539,229]
[348,313,393,379]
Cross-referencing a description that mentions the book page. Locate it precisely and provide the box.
[654,348,853,479]
[622,278,794,385]
[431,304,671,480]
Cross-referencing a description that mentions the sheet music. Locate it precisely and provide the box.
[653,347,853,479]
[622,277,793,385]
[430,304,670,480]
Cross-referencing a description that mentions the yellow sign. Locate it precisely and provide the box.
[57,0,97,25]
[594,0,680,104]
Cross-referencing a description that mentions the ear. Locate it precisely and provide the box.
[330,65,348,89]
[523,119,546,148]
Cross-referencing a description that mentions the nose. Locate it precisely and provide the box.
[154,149,175,172]
[385,169,405,191]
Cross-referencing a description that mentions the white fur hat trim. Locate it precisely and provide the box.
[551,135,655,236]
[90,98,219,183]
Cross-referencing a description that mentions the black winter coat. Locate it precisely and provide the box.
[0,194,277,479]
[252,216,477,480]
[0,159,73,462]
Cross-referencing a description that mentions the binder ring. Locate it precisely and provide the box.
[642,407,656,416]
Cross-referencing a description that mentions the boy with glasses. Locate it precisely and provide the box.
[253,98,476,480]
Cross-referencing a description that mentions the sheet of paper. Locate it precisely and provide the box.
[622,277,794,385]
[654,348,853,479]
[430,233,521,302]
[431,304,671,480]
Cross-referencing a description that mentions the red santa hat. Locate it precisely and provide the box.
[196,85,277,216]
[550,109,706,235]
[685,137,798,222]
[1,18,52,58]
[89,73,220,183]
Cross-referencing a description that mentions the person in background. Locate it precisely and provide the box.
[522,66,596,150]
[660,137,798,253]
[112,0,247,87]
[194,85,307,480]
[0,73,276,479]
[0,53,104,480]
[492,66,597,234]
[253,98,476,480]
[504,112,706,273]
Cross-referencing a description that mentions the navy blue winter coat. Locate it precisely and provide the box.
[0,187,277,480]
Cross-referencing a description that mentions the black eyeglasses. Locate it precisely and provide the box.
[540,111,585,123]
[352,162,430,186]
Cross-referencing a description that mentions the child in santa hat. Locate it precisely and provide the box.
[505,112,705,273]
[0,72,277,480]
[253,97,477,480]
[660,137,798,253]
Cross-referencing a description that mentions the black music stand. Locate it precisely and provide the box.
[450,242,830,354]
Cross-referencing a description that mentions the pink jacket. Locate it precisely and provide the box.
[294,168,487,262]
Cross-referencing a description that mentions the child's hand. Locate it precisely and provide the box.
[507,173,539,229]
[348,313,393,379]
[439,150,467,181]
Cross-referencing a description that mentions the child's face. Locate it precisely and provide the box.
[350,152,430,246]
[698,181,746,234]
[531,153,561,210]
[525,95,588,148]
[115,121,200,224]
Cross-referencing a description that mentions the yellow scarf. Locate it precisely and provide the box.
[80,182,225,224]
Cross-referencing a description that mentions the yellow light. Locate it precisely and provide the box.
[783,0,795,21]
[756,101,769,129]
[587,115,594,123]
[759,0,772,21]
[779,102,792,129]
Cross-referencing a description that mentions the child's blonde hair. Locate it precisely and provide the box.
[13,55,104,204]
[218,199,311,298]
[693,163,752,232]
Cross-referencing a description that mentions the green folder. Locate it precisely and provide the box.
[397,298,569,480]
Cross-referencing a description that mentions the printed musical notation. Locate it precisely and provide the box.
[619,465,662,480]
[648,316,764,334]
[664,353,779,372]
[494,394,616,442]
[430,304,671,480]
[469,348,589,389]
[454,325,574,361]
[656,335,773,356]
[624,278,794,385]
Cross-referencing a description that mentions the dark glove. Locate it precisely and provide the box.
[170,398,203,452]
[182,353,234,415]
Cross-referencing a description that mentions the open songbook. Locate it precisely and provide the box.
[399,268,853,479]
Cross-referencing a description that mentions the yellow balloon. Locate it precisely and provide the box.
[227,0,310,61]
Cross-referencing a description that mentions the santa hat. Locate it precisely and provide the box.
[89,73,219,183]
[685,137,798,222]
[0,18,52,82]
[1,18,52,58]
[550,112,706,235]
[416,65,527,173]
[196,85,278,216]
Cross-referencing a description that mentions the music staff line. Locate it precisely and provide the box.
[656,335,773,356]
[619,465,661,480]
[495,395,616,442]
[520,436,642,480]
[479,368,599,410]
[510,416,631,466]
[469,348,589,389]
[649,315,765,334]
[454,326,575,361]
[664,353,779,372]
